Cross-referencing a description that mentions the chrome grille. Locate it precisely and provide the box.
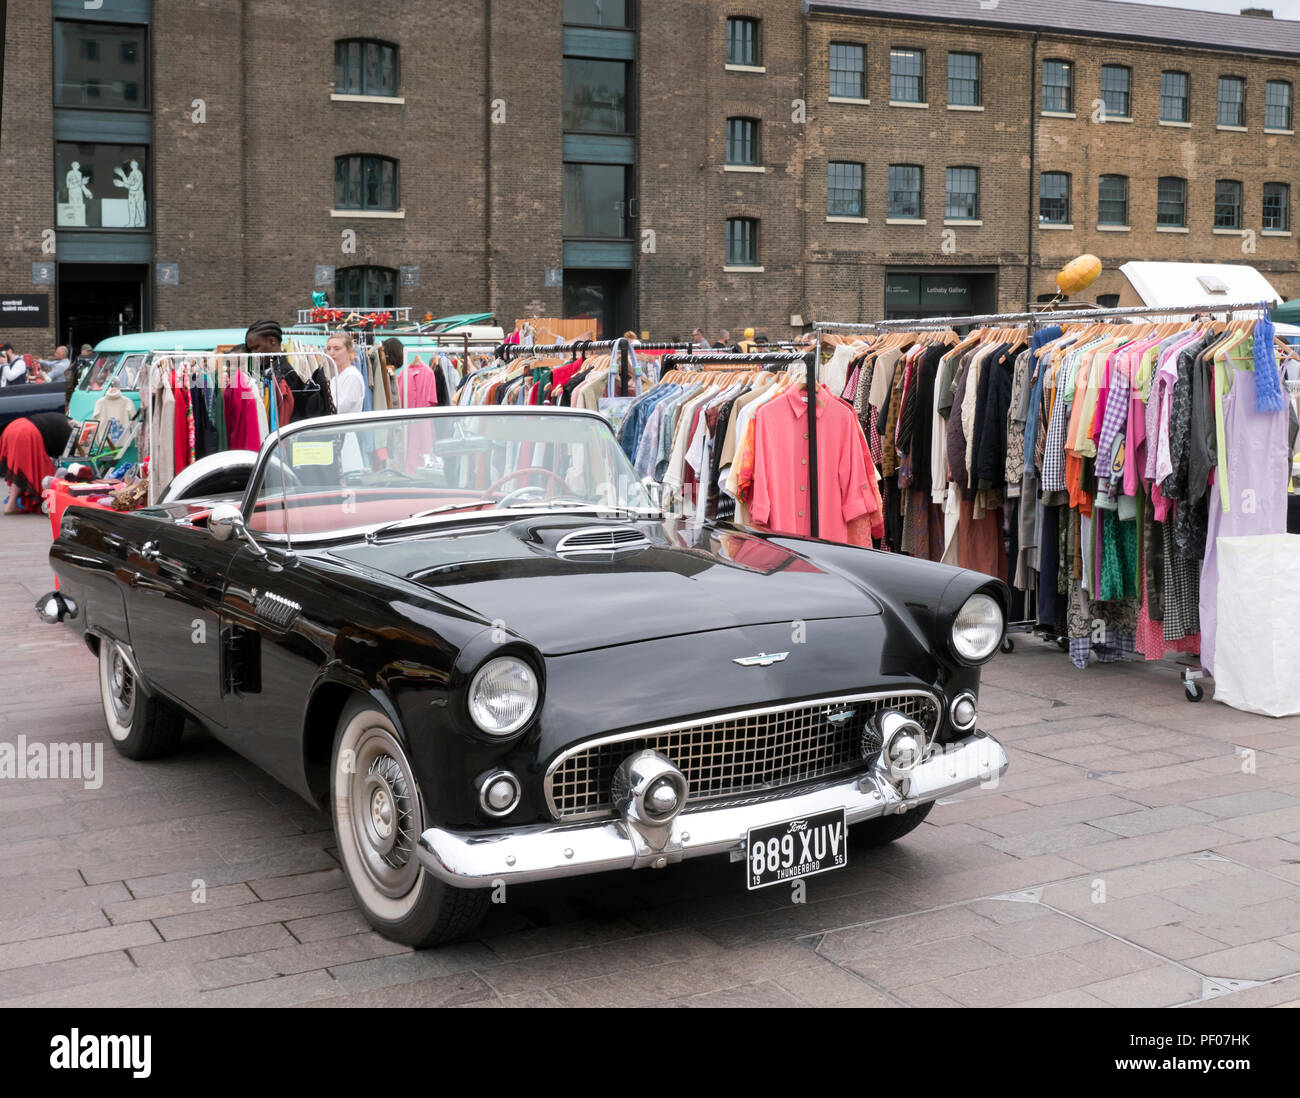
[555,527,649,553]
[545,691,940,821]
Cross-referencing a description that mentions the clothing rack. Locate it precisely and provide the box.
[814,299,1279,698]
[499,338,701,392]
[660,349,822,536]
[140,349,336,506]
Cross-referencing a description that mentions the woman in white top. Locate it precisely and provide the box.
[327,331,366,414]
[326,331,367,472]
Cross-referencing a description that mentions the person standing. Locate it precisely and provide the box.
[326,331,365,414]
[39,346,71,384]
[0,344,26,386]
[691,327,711,348]
[67,344,94,408]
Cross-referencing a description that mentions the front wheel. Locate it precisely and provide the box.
[330,698,489,948]
[849,801,934,847]
[97,638,185,759]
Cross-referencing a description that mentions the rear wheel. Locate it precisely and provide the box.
[850,801,934,847]
[97,638,185,759]
[330,698,489,948]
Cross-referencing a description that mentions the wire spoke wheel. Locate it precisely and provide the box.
[343,726,423,900]
[108,644,136,728]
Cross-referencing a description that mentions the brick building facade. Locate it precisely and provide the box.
[2,0,1298,355]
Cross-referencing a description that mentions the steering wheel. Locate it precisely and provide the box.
[488,467,573,505]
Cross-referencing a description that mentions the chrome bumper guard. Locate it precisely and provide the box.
[416,730,1009,888]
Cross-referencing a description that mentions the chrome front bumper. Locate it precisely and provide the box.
[415,730,1009,888]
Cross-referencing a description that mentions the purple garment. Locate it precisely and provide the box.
[1199,366,1290,674]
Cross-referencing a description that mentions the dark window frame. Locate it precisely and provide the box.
[1265,80,1293,130]
[889,48,925,103]
[334,265,398,310]
[1263,181,1290,231]
[562,0,635,28]
[562,57,633,135]
[1160,71,1189,123]
[1039,171,1071,224]
[829,41,865,99]
[726,217,759,266]
[1157,176,1187,227]
[333,154,400,211]
[333,38,400,98]
[726,16,761,67]
[726,116,760,166]
[53,19,151,113]
[888,163,924,219]
[947,51,981,107]
[827,161,865,217]
[1098,173,1129,226]
[563,162,633,239]
[1100,64,1132,119]
[1217,75,1246,127]
[1214,178,1243,229]
[945,165,979,220]
[1042,58,1073,113]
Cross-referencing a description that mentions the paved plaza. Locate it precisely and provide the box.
[3,513,1300,1008]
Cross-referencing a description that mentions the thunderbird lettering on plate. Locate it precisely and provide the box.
[746,808,847,889]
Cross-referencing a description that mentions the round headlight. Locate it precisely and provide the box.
[468,657,539,736]
[952,593,1003,663]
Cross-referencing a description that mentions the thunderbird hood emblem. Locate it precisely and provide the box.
[733,651,789,667]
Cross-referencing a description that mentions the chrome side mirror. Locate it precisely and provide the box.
[209,502,267,558]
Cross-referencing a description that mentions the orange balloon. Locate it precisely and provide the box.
[1056,254,1102,295]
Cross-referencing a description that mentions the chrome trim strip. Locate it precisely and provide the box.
[417,730,1008,888]
[543,689,941,821]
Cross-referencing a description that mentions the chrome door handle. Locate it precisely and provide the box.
[141,541,160,562]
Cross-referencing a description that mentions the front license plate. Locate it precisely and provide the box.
[745,808,847,890]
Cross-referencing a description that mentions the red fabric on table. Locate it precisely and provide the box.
[0,417,56,502]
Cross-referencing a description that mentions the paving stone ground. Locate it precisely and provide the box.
[4,512,1300,1007]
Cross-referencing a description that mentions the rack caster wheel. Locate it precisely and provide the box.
[1056,636,1068,651]
[1000,636,1015,654]
[1184,682,1204,703]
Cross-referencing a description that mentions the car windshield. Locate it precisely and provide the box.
[79,352,120,391]
[247,411,655,540]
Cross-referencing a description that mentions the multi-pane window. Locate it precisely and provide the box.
[1160,71,1189,122]
[727,17,759,66]
[334,40,398,97]
[1039,172,1070,224]
[829,42,865,98]
[1266,80,1292,130]
[1100,65,1131,118]
[335,266,397,309]
[563,59,630,132]
[1214,179,1243,228]
[1218,76,1246,126]
[827,162,864,217]
[947,52,981,106]
[890,49,924,102]
[888,164,923,218]
[1098,174,1129,225]
[1264,182,1290,231]
[945,166,979,220]
[726,217,758,265]
[54,21,148,110]
[1157,177,1187,227]
[726,117,759,165]
[334,155,398,211]
[563,0,632,27]
[1042,59,1073,112]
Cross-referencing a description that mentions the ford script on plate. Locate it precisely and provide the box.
[746,808,847,889]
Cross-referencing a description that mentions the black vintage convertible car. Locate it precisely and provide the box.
[41,406,1009,946]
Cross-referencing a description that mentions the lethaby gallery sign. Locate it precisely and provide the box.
[1,293,50,327]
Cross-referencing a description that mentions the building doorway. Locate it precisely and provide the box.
[57,263,149,350]
[563,270,632,339]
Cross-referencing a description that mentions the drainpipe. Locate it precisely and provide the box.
[484,0,494,318]
[1025,32,1039,311]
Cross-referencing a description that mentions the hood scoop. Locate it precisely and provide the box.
[554,525,651,555]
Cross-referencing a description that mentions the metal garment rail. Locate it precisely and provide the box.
[499,338,701,391]
[660,349,821,536]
